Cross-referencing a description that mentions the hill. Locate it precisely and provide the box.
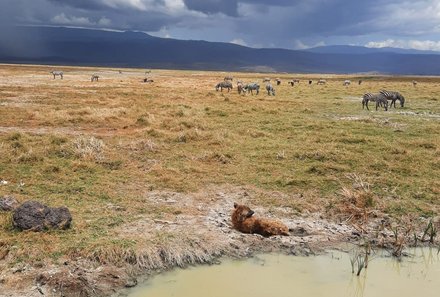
[1,26,440,74]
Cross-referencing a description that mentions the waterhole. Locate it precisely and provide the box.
[127,248,440,297]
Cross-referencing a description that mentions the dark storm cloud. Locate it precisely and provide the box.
[47,0,106,10]
[183,0,239,16]
[182,0,296,16]
[1,0,439,49]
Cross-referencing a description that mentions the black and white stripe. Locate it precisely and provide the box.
[237,81,244,95]
[266,84,275,96]
[244,83,260,95]
[216,81,233,92]
[362,93,388,111]
[224,76,233,81]
[379,90,405,108]
[50,71,63,79]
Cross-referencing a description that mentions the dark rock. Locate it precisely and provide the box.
[0,196,18,211]
[12,201,72,231]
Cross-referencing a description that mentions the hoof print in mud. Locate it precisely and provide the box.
[12,201,72,231]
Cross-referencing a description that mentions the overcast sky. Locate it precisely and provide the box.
[2,0,440,51]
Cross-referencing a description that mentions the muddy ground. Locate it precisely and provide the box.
[0,185,399,297]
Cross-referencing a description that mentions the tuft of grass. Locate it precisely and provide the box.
[73,136,105,161]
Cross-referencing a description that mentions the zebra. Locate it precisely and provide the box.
[289,79,300,86]
[412,80,418,87]
[244,83,260,95]
[145,70,151,75]
[275,78,281,85]
[317,79,326,85]
[91,74,99,82]
[237,81,244,95]
[358,80,363,85]
[266,84,275,96]
[379,90,405,108]
[50,71,63,79]
[362,93,388,111]
[224,76,233,81]
[216,81,233,92]
[263,78,271,83]
[343,80,351,86]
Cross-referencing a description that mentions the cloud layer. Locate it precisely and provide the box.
[1,0,440,50]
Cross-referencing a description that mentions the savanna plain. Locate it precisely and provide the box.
[0,64,439,296]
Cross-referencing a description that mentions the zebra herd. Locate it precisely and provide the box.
[216,76,267,95]
[362,90,405,111]
[48,70,409,111]
[216,79,269,96]
[215,76,408,111]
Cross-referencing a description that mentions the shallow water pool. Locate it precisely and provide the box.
[127,248,440,297]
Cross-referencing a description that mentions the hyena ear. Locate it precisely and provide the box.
[234,202,238,209]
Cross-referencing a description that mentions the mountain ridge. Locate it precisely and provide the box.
[1,26,440,75]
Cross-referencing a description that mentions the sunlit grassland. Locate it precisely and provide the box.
[0,64,439,265]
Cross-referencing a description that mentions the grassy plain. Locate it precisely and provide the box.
[0,64,439,277]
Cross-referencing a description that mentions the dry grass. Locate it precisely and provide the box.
[0,64,439,273]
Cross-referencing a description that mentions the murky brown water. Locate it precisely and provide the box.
[128,248,440,297]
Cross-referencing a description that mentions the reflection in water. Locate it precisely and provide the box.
[127,248,440,297]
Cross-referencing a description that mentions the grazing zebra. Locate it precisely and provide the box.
[358,80,363,85]
[216,81,233,92]
[275,78,281,85]
[379,90,405,108]
[237,81,244,95]
[244,83,260,95]
[118,70,123,74]
[308,80,313,85]
[343,80,351,86]
[224,76,233,81]
[263,78,271,83]
[145,70,151,75]
[317,79,326,85]
[362,93,388,111]
[50,71,63,79]
[412,80,418,87]
[289,79,300,86]
[91,74,99,82]
[266,84,275,96]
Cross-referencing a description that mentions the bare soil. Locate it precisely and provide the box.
[0,185,363,297]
